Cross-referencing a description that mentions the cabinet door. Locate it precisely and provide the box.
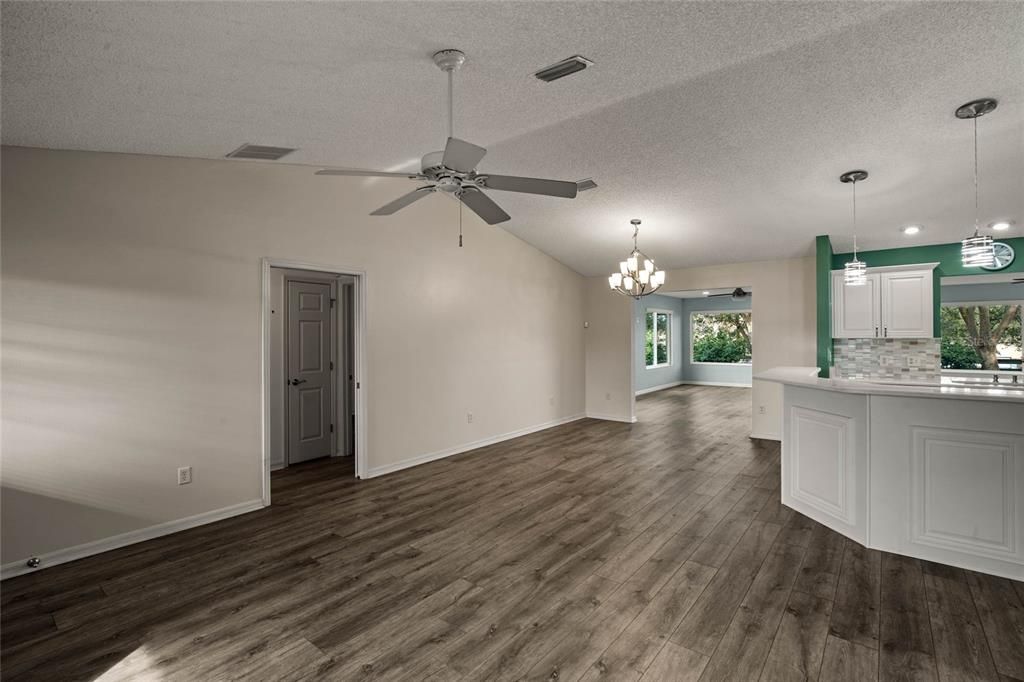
[831,271,880,338]
[881,270,933,338]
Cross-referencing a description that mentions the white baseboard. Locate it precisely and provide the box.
[749,431,781,441]
[585,412,638,423]
[363,413,586,479]
[1,499,265,581]
[682,380,753,388]
[635,381,684,396]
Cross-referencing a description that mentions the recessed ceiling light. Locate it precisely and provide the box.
[702,291,710,296]
[902,225,922,235]
[990,221,1011,231]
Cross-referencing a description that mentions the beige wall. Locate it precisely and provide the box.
[584,256,816,437]
[1,146,586,565]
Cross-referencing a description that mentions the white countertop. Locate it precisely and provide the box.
[757,366,1024,404]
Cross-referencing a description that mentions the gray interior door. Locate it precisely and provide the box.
[287,280,333,464]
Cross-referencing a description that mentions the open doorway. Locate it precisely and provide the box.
[261,259,366,504]
[630,286,754,423]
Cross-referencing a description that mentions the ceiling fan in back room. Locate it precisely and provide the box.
[316,49,584,228]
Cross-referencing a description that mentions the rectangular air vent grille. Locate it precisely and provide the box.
[534,55,593,83]
[225,144,296,161]
[577,178,598,192]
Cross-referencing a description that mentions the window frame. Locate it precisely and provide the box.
[939,299,1023,375]
[689,309,753,366]
[644,308,673,369]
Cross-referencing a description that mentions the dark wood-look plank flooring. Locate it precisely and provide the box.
[2,386,1022,681]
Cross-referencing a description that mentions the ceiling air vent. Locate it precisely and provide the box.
[225,144,296,161]
[577,178,598,192]
[534,55,593,83]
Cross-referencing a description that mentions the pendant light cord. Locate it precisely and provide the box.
[458,195,463,248]
[973,115,980,234]
[852,179,858,258]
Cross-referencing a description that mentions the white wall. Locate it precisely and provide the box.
[1,146,586,567]
[584,278,636,422]
[585,256,816,437]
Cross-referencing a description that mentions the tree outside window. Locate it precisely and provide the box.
[645,310,671,368]
[940,304,1022,371]
[691,312,752,364]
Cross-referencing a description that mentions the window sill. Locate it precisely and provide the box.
[645,363,672,370]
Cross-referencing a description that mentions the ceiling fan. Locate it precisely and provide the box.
[706,287,751,301]
[315,49,580,225]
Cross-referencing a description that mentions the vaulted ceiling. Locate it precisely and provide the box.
[3,1,1022,275]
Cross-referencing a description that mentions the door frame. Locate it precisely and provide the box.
[261,258,368,506]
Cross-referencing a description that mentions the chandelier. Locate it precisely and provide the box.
[608,219,666,298]
[956,98,997,268]
[840,170,868,286]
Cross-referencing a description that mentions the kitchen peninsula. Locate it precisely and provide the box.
[759,366,1024,580]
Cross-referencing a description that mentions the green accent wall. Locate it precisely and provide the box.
[824,236,1024,370]
[815,235,833,378]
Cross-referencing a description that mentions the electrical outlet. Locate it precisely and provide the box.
[466,412,473,424]
[177,466,192,485]
[758,405,766,415]
[907,356,920,367]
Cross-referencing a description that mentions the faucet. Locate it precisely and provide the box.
[993,374,1000,384]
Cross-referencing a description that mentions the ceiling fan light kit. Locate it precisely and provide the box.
[608,219,666,299]
[315,49,581,228]
[957,98,998,268]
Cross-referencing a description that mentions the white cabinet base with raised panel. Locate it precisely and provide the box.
[781,384,1023,580]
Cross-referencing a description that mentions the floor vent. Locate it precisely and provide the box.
[577,178,598,192]
[534,55,593,83]
[226,144,296,161]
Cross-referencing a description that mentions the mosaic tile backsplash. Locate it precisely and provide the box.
[832,338,941,382]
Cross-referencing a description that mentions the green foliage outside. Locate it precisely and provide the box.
[940,304,1021,370]
[645,312,669,366]
[692,312,752,364]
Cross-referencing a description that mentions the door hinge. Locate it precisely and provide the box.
[330,298,336,308]
[330,423,334,433]
[330,361,334,370]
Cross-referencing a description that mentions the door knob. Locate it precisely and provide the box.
[289,379,307,386]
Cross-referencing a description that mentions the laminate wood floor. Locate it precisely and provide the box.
[3,386,1022,681]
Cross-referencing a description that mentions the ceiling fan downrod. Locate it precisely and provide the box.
[432,49,465,140]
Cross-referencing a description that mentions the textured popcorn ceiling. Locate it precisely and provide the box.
[2,1,1022,275]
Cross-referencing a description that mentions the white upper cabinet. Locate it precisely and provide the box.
[831,264,936,339]
[832,272,880,338]
[880,270,933,338]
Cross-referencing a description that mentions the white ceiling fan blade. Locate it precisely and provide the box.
[442,137,486,173]
[478,174,578,199]
[459,189,510,225]
[370,187,435,215]
[316,169,426,179]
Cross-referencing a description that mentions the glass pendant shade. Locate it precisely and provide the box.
[844,259,867,286]
[961,232,995,267]
[608,219,665,299]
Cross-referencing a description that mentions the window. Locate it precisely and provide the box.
[645,310,671,368]
[691,311,752,364]
[940,303,1022,372]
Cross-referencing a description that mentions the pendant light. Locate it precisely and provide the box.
[957,98,998,268]
[608,219,666,298]
[840,170,868,286]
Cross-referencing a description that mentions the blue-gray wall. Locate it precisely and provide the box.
[633,294,685,392]
[940,282,1023,304]
[634,293,753,392]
